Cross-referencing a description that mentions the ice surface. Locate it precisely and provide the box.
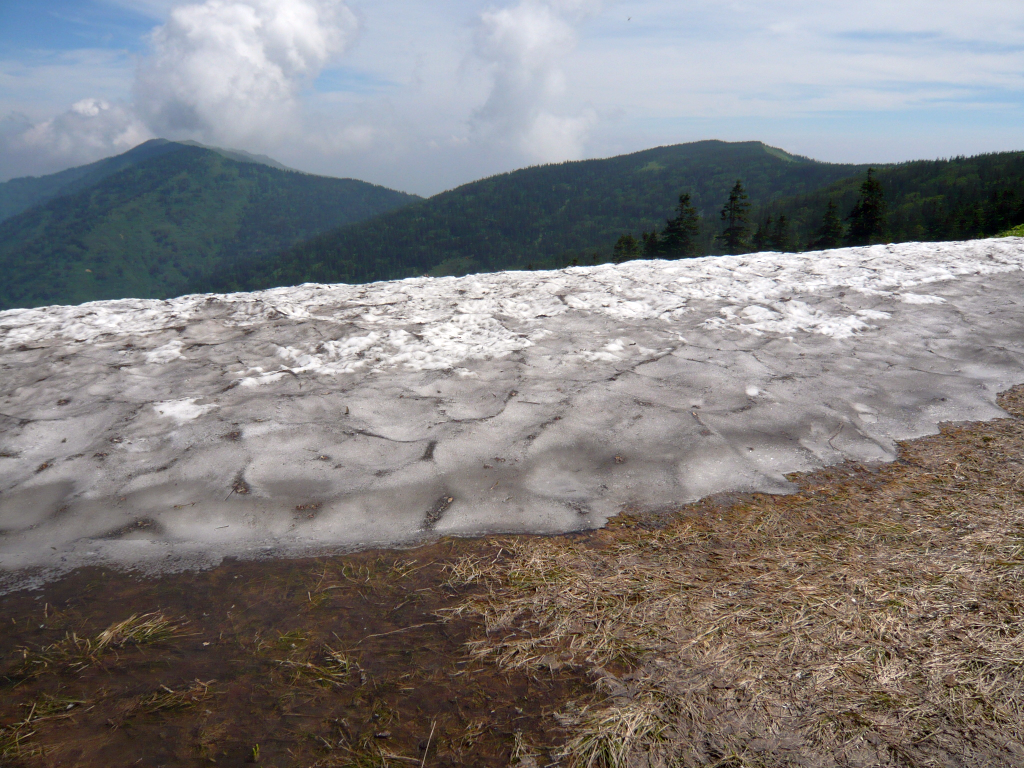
[2,239,1024,591]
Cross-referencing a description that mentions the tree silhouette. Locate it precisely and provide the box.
[809,199,844,249]
[718,180,751,254]
[612,234,642,263]
[752,215,772,252]
[641,230,661,257]
[660,193,701,258]
[770,215,790,251]
[846,169,887,246]
[752,214,791,251]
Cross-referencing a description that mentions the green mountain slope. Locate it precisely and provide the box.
[197,141,869,292]
[0,144,419,310]
[756,152,1024,249]
[0,139,191,224]
[176,140,299,172]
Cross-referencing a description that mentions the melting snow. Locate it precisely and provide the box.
[2,238,1024,590]
[153,398,217,423]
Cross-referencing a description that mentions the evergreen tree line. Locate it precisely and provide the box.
[613,169,893,261]
[612,164,1024,262]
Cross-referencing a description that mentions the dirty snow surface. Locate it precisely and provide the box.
[2,239,1024,590]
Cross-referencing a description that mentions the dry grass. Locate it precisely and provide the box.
[558,697,671,768]
[0,695,88,761]
[510,730,542,768]
[12,612,184,679]
[105,680,216,729]
[446,388,1024,767]
[0,718,35,762]
[140,679,215,713]
[277,645,357,687]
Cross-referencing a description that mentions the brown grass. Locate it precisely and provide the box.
[0,695,88,761]
[276,644,357,687]
[445,387,1024,767]
[12,612,184,679]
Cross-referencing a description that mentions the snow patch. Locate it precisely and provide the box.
[145,339,186,364]
[3,239,1024,591]
[153,398,216,423]
[900,293,947,305]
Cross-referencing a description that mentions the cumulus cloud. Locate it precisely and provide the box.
[6,0,1024,190]
[135,0,359,145]
[0,0,358,179]
[472,0,599,163]
[0,99,152,178]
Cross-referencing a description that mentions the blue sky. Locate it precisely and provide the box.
[2,0,1023,195]
[0,0,155,51]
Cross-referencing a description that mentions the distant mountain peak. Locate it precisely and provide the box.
[0,140,324,226]
[173,140,299,173]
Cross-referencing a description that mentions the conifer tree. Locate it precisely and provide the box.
[846,169,887,246]
[752,215,773,252]
[613,234,641,263]
[769,215,790,251]
[718,180,751,254]
[641,231,662,257]
[810,200,844,249]
[660,193,701,258]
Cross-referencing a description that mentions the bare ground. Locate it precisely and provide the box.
[2,386,1024,767]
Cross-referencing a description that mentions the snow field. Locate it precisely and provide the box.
[1,238,1023,590]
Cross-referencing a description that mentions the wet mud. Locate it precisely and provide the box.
[0,540,588,767]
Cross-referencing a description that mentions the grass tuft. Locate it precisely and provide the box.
[95,612,182,649]
[12,612,185,679]
[278,645,357,687]
[559,697,669,768]
[142,679,215,714]
[0,694,89,760]
[510,729,541,767]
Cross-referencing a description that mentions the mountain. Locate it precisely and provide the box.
[0,139,304,223]
[751,151,1024,248]
[195,141,870,292]
[175,140,300,172]
[0,142,420,311]
[0,139,188,224]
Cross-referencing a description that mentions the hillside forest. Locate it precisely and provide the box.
[196,146,1024,295]
[195,141,869,293]
[0,142,418,311]
[623,153,1024,263]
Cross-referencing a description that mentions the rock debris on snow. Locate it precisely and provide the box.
[2,239,1024,590]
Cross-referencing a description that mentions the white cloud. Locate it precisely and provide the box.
[2,0,1024,190]
[0,99,151,178]
[471,0,600,163]
[135,0,359,146]
[0,0,359,180]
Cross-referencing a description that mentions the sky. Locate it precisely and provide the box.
[1,0,1023,196]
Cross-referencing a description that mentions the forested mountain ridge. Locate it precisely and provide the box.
[0,144,419,311]
[0,138,308,224]
[0,139,190,224]
[8,138,1018,313]
[751,151,1024,249]
[195,140,870,292]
